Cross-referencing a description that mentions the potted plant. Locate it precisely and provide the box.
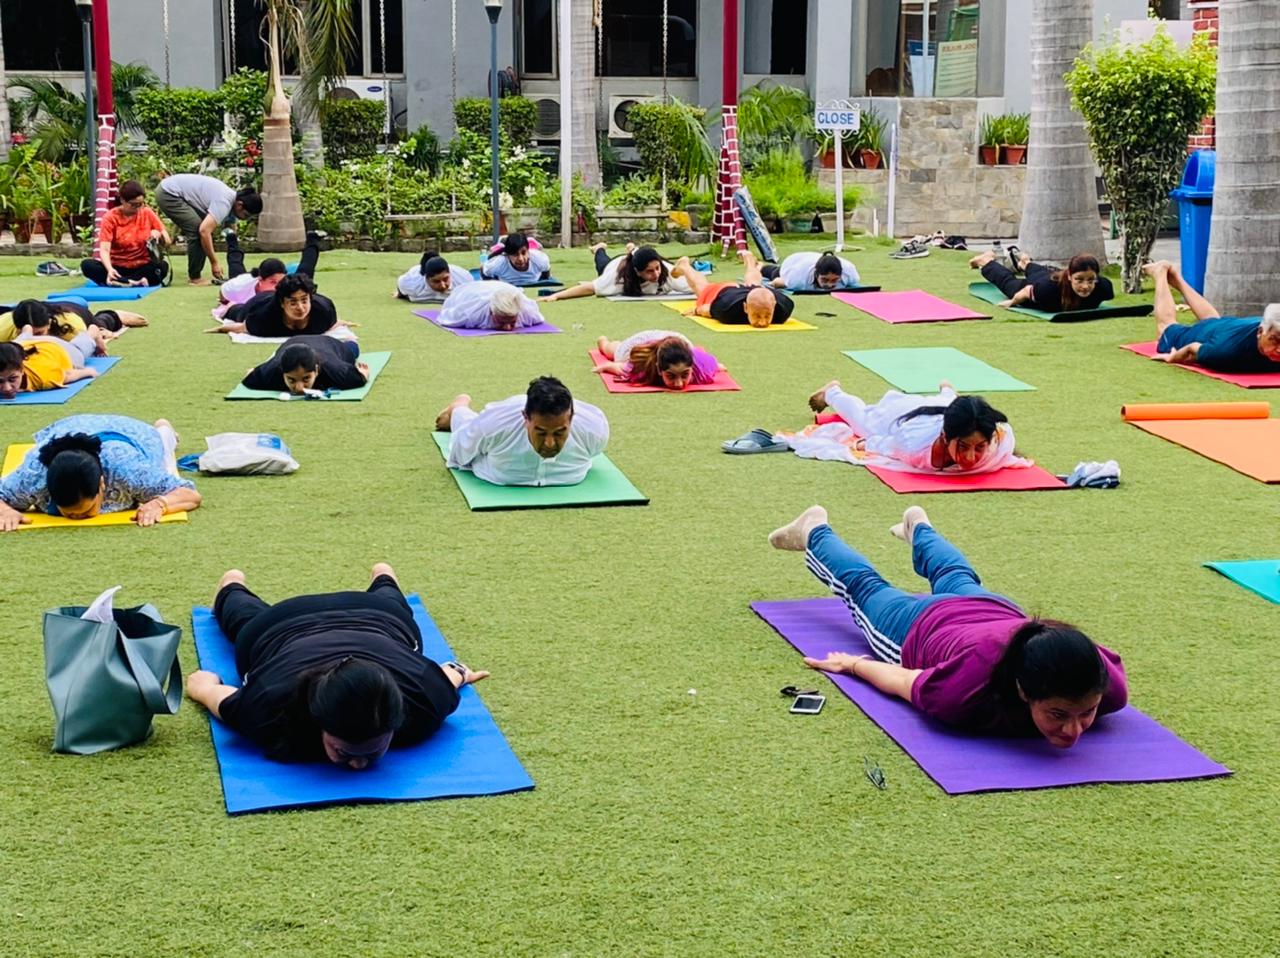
[978,114,1001,166]
[854,112,887,170]
[599,175,666,232]
[1000,113,1029,165]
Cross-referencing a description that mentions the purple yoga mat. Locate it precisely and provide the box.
[752,597,1230,794]
[413,309,561,337]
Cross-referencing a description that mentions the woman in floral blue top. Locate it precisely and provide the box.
[0,414,201,530]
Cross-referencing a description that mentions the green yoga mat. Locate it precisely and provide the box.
[224,351,391,401]
[968,281,1153,323]
[432,432,648,511]
[843,347,1034,393]
[1204,560,1280,605]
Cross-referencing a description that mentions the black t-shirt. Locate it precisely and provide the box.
[241,335,367,392]
[243,291,339,338]
[1,300,93,327]
[709,285,795,324]
[1029,275,1114,312]
[219,596,460,762]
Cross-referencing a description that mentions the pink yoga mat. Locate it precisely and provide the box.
[832,290,991,324]
[867,465,1068,493]
[587,349,740,393]
[1121,342,1280,388]
[752,597,1230,794]
[413,309,561,337]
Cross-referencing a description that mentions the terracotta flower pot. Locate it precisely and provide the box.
[819,148,836,170]
[1000,145,1027,166]
[979,145,999,166]
[858,149,883,170]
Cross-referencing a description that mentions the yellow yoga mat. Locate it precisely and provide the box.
[2,444,188,530]
[658,300,816,332]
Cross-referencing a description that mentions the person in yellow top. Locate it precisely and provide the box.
[0,330,106,398]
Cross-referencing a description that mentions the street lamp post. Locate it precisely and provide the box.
[75,0,97,204]
[483,0,503,244]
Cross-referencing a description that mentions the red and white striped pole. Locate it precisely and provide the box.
[91,0,117,254]
[713,0,746,256]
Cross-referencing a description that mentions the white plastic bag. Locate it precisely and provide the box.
[189,433,299,475]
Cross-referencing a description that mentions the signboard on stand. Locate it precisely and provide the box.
[814,100,860,252]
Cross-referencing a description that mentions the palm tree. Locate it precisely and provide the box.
[1017,0,1106,263]
[256,2,307,250]
[6,64,158,162]
[569,0,601,189]
[0,13,10,163]
[292,0,359,169]
[1204,0,1280,315]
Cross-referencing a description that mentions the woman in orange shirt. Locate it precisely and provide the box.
[79,181,172,287]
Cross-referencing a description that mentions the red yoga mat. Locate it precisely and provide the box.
[832,290,991,324]
[587,349,740,393]
[867,464,1068,493]
[1121,342,1280,388]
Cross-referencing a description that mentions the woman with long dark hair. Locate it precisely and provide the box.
[186,563,489,767]
[768,505,1127,745]
[592,329,724,390]
[542,243,692,301]
[971,249,1114,312]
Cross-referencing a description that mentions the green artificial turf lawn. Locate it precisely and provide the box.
[1,238,1277,957]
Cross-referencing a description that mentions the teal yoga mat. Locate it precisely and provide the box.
[843,347,1034,393]
[968,281,1153,323]
[224,351,390,400]
[1204,560,1280,605]
[432,432,648,510]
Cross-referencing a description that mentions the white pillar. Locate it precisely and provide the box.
[559,0,573,247]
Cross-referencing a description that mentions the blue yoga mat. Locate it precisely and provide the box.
[191,594,535,814]
[466,267,563,287]
[49,283,159,303]
[0,355,119,406]
[1204,560,1280,605]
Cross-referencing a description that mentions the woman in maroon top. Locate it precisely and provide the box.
[769,504,1128,748]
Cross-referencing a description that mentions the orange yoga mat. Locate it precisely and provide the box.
[1127,418,1280,483]
[1121,401,1270,422]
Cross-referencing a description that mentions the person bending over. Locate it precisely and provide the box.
[799,382,1025,474]
[763,251,861,291]
[396,250,475,302]
[970,249,1113,312]
[214,230,324,318]
[543,242,692,301]
[1,299,145,343]
[435,375,609,486]
[80,180,171,287]
[0,413,199,530]
[480,233,552,285]
[593,329,724,390]
[209,273,341,339]
[1144,260,1280,372]
[186,563,488,768]
[672,252,795,327]
[0,332,108,399]
[154,172,262,284]
[768,504,1127,746]
[436,280,545,331]
[242,336,369,395]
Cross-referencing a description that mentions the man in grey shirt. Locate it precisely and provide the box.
[155,174,262,285]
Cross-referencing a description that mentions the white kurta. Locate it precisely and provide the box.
[783,386,1029,474]
[436,281,545,329]
[447,394,610,486]
[480,248,552,284]
[591,256,693,297]
[396,263,474,302]
[778,251,861,290]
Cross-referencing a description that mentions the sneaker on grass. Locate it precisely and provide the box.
[890,240,930,260]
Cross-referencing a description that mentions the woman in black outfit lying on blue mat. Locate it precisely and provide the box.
[186,564,490,768]
[241,336,369,395]
[970,249,1114,312]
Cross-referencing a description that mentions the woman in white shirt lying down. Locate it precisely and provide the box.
[436,281,545,331]
[761,251,861,291]
[395,251,475,303]
[542,243,693,301]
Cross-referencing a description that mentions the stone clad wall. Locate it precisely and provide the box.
[820,99,1027,239]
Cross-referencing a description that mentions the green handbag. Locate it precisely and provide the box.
[43,603,183,755]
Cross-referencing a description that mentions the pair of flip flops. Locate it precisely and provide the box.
[722,428,789,454]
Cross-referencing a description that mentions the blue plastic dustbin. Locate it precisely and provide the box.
[1170,149,1215,294]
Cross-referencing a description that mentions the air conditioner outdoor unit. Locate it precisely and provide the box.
[327,78,391,133]
[608,94,655,140]
[531,95,561,141]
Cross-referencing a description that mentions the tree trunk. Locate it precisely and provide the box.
[1204,0,1280,315]
[0,12,10,163]
[1018,0,1106,264]
[257,6,307,250]
[569,0,601,189]
[295,0,326,170]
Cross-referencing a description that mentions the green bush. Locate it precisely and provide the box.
[402,124,441,173]
[533,173,600,233]
[1066,26,1216,291]
[627,100,715,198]
[219,68,268,144]
[319,98,387,163]
[743,148,860,221]
[134,87,224,148]
[453,96,538,147]
[602,175,665,210]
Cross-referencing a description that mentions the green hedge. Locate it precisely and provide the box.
[220,68,268,144]
[453,96,538,147]
[628,100,715,194]
[134,87,224,148]
[319,98,386,163]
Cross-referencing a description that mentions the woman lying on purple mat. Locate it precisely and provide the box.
[186,563,490,768]
[768,505,1128,748]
